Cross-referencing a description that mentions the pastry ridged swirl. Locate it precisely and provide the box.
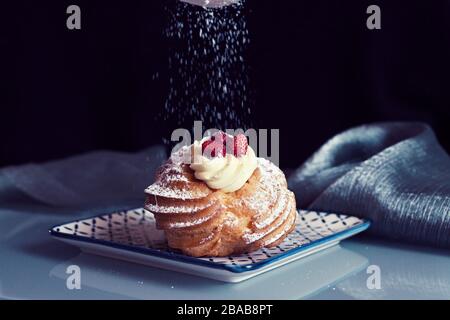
[145,152,297,257]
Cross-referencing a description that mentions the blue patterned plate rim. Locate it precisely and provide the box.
[49,209,371,274]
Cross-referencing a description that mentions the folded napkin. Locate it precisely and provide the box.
[288,122,450,249]
[1,146,167,207]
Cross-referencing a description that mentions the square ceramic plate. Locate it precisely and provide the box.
[50,208,370,283]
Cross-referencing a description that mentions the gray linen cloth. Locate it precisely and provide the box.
[0,146,166,207]
[288,122,450,248]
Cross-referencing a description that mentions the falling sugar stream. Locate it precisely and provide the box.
[161,0,253,143]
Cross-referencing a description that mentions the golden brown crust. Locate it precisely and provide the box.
[144,151,297,257]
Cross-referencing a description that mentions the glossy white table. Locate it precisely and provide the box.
[1,199,450,300]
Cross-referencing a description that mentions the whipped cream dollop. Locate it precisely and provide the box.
[189,139,258,193]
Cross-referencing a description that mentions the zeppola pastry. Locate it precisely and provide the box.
[144,132,297,257]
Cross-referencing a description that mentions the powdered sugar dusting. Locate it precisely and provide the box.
[167,214,212,228]
[145,148,211,200]
[223,212,239,228]
[199,229,218,245]
[254,191,288,229]
[165,173,189,183]
[145,184,208,200]
[262,212,296,247]
[146,200,214,214]
[243,196,292,244]
[240,158,284,216]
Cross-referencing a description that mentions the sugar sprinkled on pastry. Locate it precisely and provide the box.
[144,132,297,257]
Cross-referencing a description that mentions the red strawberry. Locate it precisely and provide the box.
[202,132,226,157]
[213,131,227,144]
[233,134,248,157]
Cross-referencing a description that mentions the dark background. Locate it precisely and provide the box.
[3,0,450,169]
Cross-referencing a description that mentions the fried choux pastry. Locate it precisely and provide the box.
[144,132,297,257]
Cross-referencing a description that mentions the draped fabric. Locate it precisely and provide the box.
[288,122,450,248]
[1,146,166,207]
